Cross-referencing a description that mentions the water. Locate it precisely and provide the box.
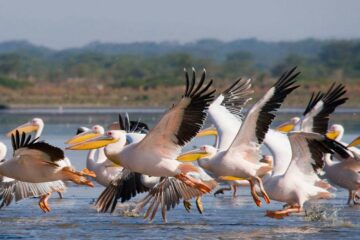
[0,109,360,239]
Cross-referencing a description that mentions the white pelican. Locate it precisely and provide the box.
[67,125,122,187]
[263,132,348,218]
[177,67,300,207]
[67,69,218,222]
[254,83,348,218]
[0,131,95,212]
[7,117,72,167]
[324,129,360,205]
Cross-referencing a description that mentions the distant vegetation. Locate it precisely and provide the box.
[0,38,359,107]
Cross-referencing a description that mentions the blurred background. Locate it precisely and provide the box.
[0,0,360,107]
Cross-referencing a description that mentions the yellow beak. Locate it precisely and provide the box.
[177,149,209,162]
[326,130,339,140]
[275,121,295,133]
[66,135,117,150]
[196,127,218,137]
[218,176,247,181]
[348,136,360,148]
[65,131,102,145]
[6,122,39,137]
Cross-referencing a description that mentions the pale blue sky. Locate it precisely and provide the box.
[0,0,359,49]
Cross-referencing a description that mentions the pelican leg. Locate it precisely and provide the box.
[255,176,270,204]
[183,200,192,212]
[57,191,63,199]
[231,184,237,198]
[39,192,52,213]
[347,190,353,205]
[248,178,262,207]
[214,186,231,196]
[195,197,204,214]
[80,168,96,178]
[61,167,94,187]
[265,206,301,219]
[175,173,210,193]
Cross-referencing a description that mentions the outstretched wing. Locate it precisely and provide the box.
[284,132,351,182]
[95,169,150,213]
[0,180,65,208]
[208,78,253,151]
[136,69,215,159]
[301,83,348,134]
[12,130,64,164]
[226,67,300,162]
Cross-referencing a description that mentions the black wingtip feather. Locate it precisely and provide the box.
[255,67,300,144]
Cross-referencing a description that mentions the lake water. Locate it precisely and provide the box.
[0,108,360,239]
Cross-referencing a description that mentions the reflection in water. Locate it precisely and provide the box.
[0,109,359,239]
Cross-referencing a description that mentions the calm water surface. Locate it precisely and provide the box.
[0,109,360,239]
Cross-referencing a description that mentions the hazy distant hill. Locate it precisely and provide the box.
[0,38,327,68]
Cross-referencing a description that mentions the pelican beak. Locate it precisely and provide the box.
[6,122,39,137]
[66,135,117,150]
[196,127,218,137]
[348,136,360,148]
[65,130,102,144]
[218,176,247,181]
[326,130,339,140]
[275,121,295,133]
[177,149,209,162]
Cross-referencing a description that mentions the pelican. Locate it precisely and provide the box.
[273,83,347,187]
[67,125,122,187]
[0,131,95,212]
[67,69,218,222]
[324,129,360,205]
[177,67,300,207]
[255,83,348,218]
[263,132,348,218]
[7,117,72,167]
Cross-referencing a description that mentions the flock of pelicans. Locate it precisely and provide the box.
[1,66,360,222]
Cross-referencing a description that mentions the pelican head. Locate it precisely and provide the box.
[65,124,105,144]
[275,117,300,133]
[177,145,217,162]
[66,130,125,150]
[6,118,44,137]
[196,126,218,137]
[326,124,344,141]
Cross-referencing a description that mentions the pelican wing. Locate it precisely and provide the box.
[12,131,64,165]
[0,180,65,208]
[134,177,216,222]
[137,69,215,159]
[208,79,253,150]
[95,169,150,213]
[227,67,300,162]
[284,132,351,181]
[301,83,348,134]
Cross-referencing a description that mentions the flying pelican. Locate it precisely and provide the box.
[0,131,95,212]
[7,117,72,167]
[264,132,349,218]
[67,69,217,222]
[176,67,300,207]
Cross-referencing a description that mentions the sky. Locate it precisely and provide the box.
[0,0,359,49]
